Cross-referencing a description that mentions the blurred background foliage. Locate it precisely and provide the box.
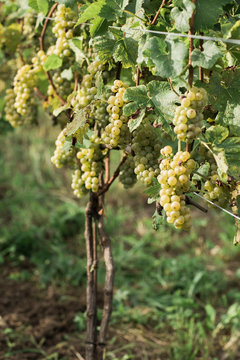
[0,114,240,359]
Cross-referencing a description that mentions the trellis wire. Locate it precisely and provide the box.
[34,16,240,46]
[193,192,240,221]
[32,15,240,222]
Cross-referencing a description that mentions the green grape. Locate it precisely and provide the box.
[119,155,137,189]
[32,50,47,73]
[203,173,231,208]
[173,87,208,143]
[158,146,196,230]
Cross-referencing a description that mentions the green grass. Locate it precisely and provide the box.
[0,118,240,359]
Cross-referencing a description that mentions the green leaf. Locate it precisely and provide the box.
[99,0,129,21]
[143,37,187,79]
[205,125,229,145]
[113,37,138,68]
[191,41,222,69]
[192,162,210,181]
[90,17,108,37]
[171,0,195,32]
[147,81,177,135]
[28,0,48,15]
[145,179,161,198]
[194,0,233,31]
[65,109,89,141]
[212,148,228,181]
[93,36,115,63]
[53,104,71,117]
[43,55,62,71]
[216,102,240,137]
[215,137,240,178]
[68,38,88,66]
[123,85,149,116]
[75,0,105,26]
[61,68,73,81]
[152,209,164,231]
[128,109,145,132]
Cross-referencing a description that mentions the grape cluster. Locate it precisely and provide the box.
[47,4,75,58]
[101,80,129,148]
[51,128,77,168]
[4,89,25,127]
[132,121,161,186]
[173,87,208,143]
[23,12,35,38]
[119,155,137,189]
[48,71,73,100]
[13,64,37,116]
[71,141,104,198]
[32,50,47,73]
[158,146,196,230]
[203,174,231,208]
[72,60,104,109]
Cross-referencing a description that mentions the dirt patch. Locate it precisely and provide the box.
[0,263,86,360]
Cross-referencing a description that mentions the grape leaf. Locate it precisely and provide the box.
[205,125,229,145]
[143,37,188,79]
[211,148,228,181]
[68,38,88,66]
[171,0,195,32]
[53,104,71,117]
[191,41,222,69]
[194,0,233,31]
[90,17,108,37]
[128,109,145,132]
[43,55,62,71]
[144,179,161,197]
[61,68,73,81]
[215,137,240,179]
[95,71,104,98]
[65,109,89,141]
[113,37,138,68]
[216,102,240,137]
[152,209,164,231]
[123,85,149,116]
[28,0,48,15]
[192,162,210,181]
[75,0,105,26]
[93,36,116,63]
[99,0,129,21]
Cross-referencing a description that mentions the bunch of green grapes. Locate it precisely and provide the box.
[119,155,137,189]
[13,64,37,116]
[71,140,104,197]
[51,128,77,168]
[5,88,36,127]
[72,60,104,110]
[101,80,129,148]
[47,4,75,58]
[32,50,47,73]
[173,87,208,143]
[203,174,231,208]
[88,99,109,129]
[132,120,161,186]
[47,71,74,101]
[158,146,196,230]
[23,11,36,38]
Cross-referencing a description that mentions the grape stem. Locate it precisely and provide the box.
[98,152,128,196]
[151,0,166,25]
[168,78,180,97]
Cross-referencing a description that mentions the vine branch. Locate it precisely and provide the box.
[40,3,66,105]
[151,0,166,25]
[97,153,128,196]
[188,0,196,88]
